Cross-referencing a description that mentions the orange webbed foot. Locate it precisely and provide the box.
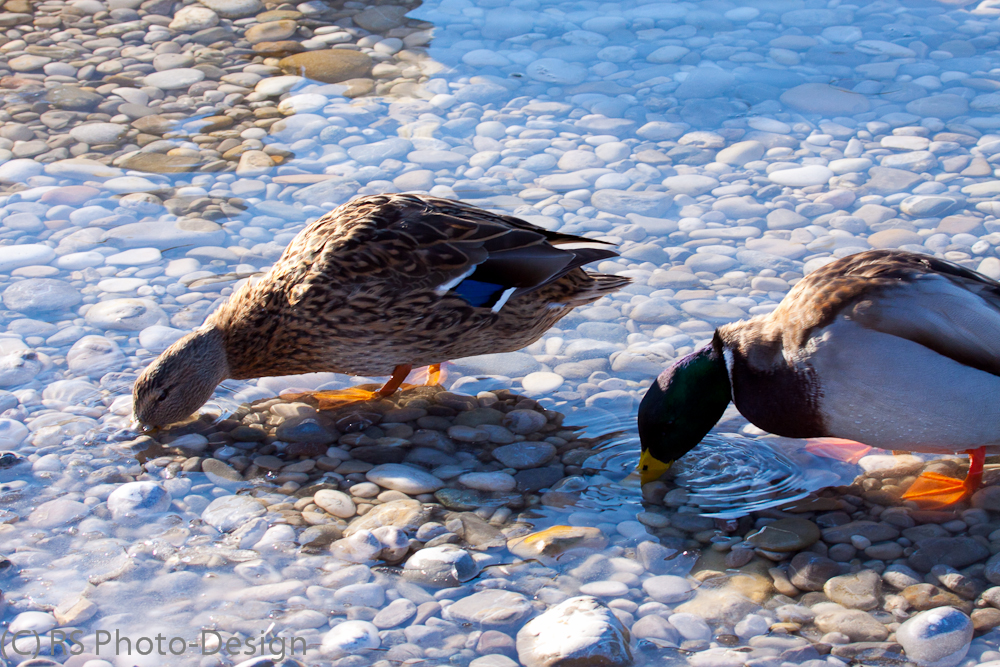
[408,363,446,387]
[902,448,985,509]
[295,387,381,410]
[803,438,873,464]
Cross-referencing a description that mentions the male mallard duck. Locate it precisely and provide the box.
[133,194,630,428]
[638,249,1000,508]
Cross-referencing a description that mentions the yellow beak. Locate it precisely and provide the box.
[639,450,673,485]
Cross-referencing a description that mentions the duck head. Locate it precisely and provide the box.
[637,338,732,484]
[132,326,230,429]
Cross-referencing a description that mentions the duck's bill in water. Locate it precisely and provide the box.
[639,449,673,485]
[802,437,874,464]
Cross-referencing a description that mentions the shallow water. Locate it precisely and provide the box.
[2,0,1000,664]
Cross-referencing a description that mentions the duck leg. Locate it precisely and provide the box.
[305,364,413,410]
[376,364,412,396]
[901,447,985,509]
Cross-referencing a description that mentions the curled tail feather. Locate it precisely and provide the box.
[562,272,632,308]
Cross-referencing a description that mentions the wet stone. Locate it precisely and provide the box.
[279,50,373,84]
[201,495,265,532]
[343,499,429,537]
[403,546,478,587]
[434,488,519,511]
[745,517,820,552]
[642,575,692,604]
[509,526,608,560]
[275,416,337,444]
[814,609,889,642]
[492,442,556,469]
[447,590,534,632]
[515,466,565,493]
[901,584,973,613]
[824,570,882,610]
[821,521,900,544]
[789,552,842,591]
[503,409,547,435]
[516,596,632,667]
[908,537,990,573]
[896,607,973,667]
[3,279,81,313]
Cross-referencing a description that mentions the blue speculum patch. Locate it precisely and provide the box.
[452,278,507,308]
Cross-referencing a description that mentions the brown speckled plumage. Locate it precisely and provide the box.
[133,194,630,426]
[211,194,630,378]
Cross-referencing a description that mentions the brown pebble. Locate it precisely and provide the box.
[972,607,1000,631]
[901,583,973,613]
[726,547,754,568]
[253,40,306,55]
[768,567,801,597]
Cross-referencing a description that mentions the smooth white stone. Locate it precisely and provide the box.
[521,371,564,393]
[105,248,162,266]
[366,463,444,494]
[107,481,172,520]
[321,621,380,657]
[69,122,127,145]
[29,499,90,528]
[768,165,834,186]
[256,75,305,96]
[201,495,266,532]
[85,298,168,331]
[314,489,357,518]
[55,251,105,270]
[143,68,206,90]
[0,244,55,272]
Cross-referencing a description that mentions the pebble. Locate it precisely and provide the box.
[3,279,81,313]
[69,123,126,145]
[106,482,171,521]
[321,620,380,658]
[403,545,478,587]
[492,442,556,469]
[0,245,55,274]
[366,463,444,494]
[824,570,882,610]
[643,575,693,603]
[201,495,265,532]
[85,298,168,331]
[516,596,632,667]
[313,489,356,518]
[897,607,973,667]
[143,69,206,90]
[29,499,89,528]
[745,517,820,552]
[447,590,534,631]
[768,165,835,187]
[169,5,218,30]
[279,50,372,83]
[458,471,517,492]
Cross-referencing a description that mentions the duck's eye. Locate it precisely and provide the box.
[156,392,169,403]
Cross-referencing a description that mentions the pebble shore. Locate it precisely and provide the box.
[6,0,1000,665]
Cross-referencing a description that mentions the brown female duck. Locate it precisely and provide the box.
[133,194,630,428]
